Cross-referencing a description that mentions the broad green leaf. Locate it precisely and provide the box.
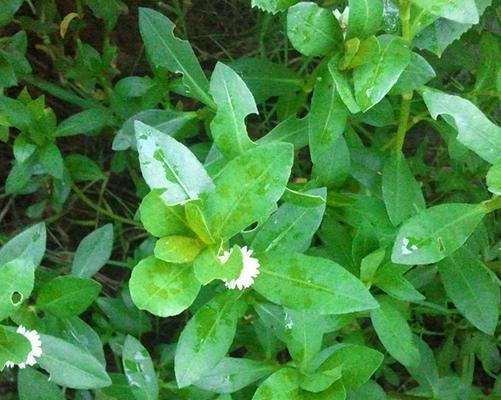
[302,381,345,399]
[370,296,420,367]
[309,72,350,187]
[258,118,309,150]
[154,235,204,263]
[353,35,411,111]
[486,163,501,195]
[422,89,501,164]
[122,335,158,400]
[38,143,64,180]
[391,53,435,95]
[65,154,106,182]
[300,365,343,393]
[252,368,301,400]
[18,368,65,400]
[138,8,212,106]
[347,381,387,400]
[38,334,111,389]
[438,247,499,335]
[281,187,326,208]
[346,0,384,40]
[139,189,191,237]
[230,57,303,104]
[252,188,326,253]
[194,244,243,285]
[254,252,377,314]
[204,143,293,239]
[97,296,152,336]
[328,60,361,114]
[287,2,342,56]
[316,344,384,390]
[382,151,425,226]
[391,203,486,265]
[252,0,299,14]
[130,256,200,317]
[135,121,214,204]
[57,317,106,366]
[0,0,24,26]
[0,258,35,321]
[55,108,113,137]
[113,109,197,151]
[209,62,257,158]
[71,224,113,278]
[0,325,31,369]
[194,357,276,393]
[414,0,492,56]
[175,291,246,388]
[101,373,137,400]
[410,0,478,24]
[0,222,46,267]
[474,33,501,95]
[185,200,216,244]
[360,248,386,283]
[37,276,101,318]
[405,336,440,397]
[373,263,425,302]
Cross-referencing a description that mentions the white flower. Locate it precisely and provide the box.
[5,326,42,369]
[333,6,349,31]
[401,238,418,255]
[218,246,261,290]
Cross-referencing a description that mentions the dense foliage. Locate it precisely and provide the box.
[0,0,500,399]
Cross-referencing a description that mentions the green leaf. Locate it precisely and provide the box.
[71,224,113,278]
[56,108,113,137]
[316,344,384,390]
[353,35,411,111]
[360,248,386,283]
[438,247,499,335]
[37,276,102,318]
[486,163,501,195]
[414,0,492,56]
[0,325,31,369]
[122,335,158,400]
[193,245,243,285]
[135,121,214,204]
[391,203,486,265]
[113,109,197,151]
[474,33,501,95]
[253,368,301,400]
[370,296,420,367]
[154,235,204,263]
[390,53,436,95]
[347,381,387,400]
[346,0,384,40]
[309,71,350,188]
[281,187,326,208]
[194,357,276,393]
[422,89,501,164]
[405,336,440,397]
[252,187,326,253]
[139,189,191,238]
[230,57,303,103]
[328,60,361,114]
[373,263,425,302]
[38,143,64,180]
[254,252,377,314]
[18,368,65,400]
[65,154,106,182]
[258,118,309,150]
[410,0,478,24]
[382,151,425,226]
[209,62,257,158]
[185,200,216,244]
[204,143,293,240]
[175,291,246,388]
[96,296,152,336]
[252,0,299,14]
[130,256,200,317]
[0,258,35,321]
[138,8,213,106]
[38,334,111,389]
[287,2,342,56]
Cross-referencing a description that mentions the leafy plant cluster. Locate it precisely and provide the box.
[0,0,500,399]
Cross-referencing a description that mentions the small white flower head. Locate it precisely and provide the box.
[401,238,418,256]
[333,6,350,31]
[5,326,42,369]
[218,246,261,290]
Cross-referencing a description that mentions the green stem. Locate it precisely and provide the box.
[71,184,141,227]
[400,0,412,43]
[395,92,413,151]
[482,196,501,213]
